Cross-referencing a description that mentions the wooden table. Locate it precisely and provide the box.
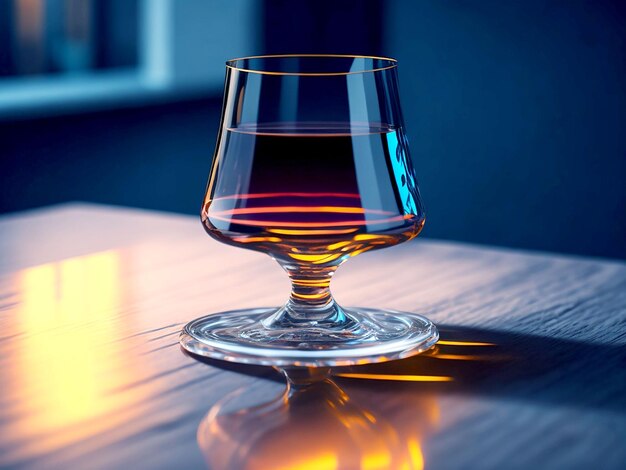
[1,204,624,470]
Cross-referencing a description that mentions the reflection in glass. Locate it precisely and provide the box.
[197,370,439,470]
[181,54,437,367]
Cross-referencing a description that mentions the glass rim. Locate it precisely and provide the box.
[225,54,398,76]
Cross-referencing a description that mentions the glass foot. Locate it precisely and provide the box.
[180,307,438,367]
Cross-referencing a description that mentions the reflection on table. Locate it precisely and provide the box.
[196,336,497,470]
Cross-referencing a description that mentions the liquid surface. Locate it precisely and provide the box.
[203,125,425,264]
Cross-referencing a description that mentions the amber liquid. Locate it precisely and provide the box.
[202,125,425,266]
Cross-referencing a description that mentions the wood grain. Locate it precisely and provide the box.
[0,203,624,470]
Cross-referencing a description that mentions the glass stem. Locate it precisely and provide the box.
[288,269,334,311]
[265,263,350,328]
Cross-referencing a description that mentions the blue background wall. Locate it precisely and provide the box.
[388,0,626,258]
[1,0,624,259]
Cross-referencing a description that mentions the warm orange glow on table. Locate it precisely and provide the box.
[6,251,150,461]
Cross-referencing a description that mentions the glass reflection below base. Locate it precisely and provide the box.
[180,307,438,367]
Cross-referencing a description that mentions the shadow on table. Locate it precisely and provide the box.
[185,324,626,411]
[184,326,626,469]
[337,324,626,412]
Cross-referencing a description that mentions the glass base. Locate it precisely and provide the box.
[180,307,438,367]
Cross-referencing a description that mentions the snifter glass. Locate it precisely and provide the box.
[180,54,438,367]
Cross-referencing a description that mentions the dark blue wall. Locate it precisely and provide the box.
[0,99,221,216]
[388,0,626,258]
